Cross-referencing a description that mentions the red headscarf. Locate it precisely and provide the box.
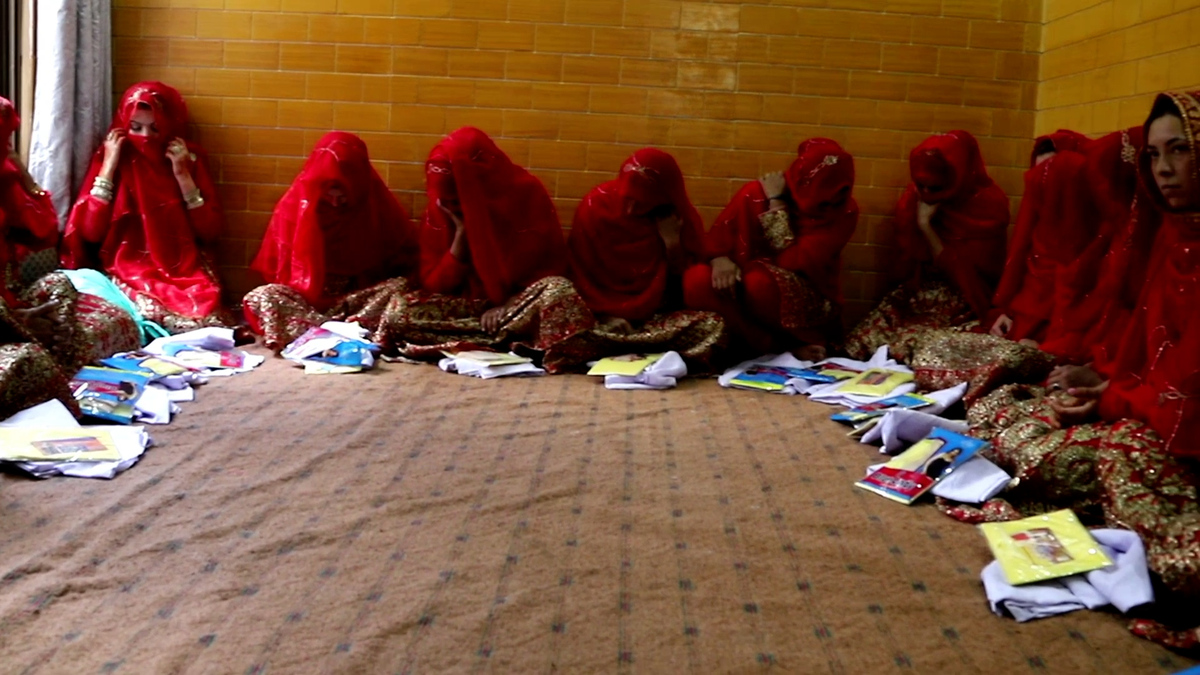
[420,127,566,305]
[1098,91,1200,457]
[1033,127,1149,362]
[706,138,858,302]
[991,131,1100,341]
[567,148,705,321]
[1029,129,1091,166]
[893,130,1009,319]
[62,81,224,319]
[252,132,418,311]
[0,97,58,304]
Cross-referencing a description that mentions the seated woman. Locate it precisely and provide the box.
[947,91,1200,652]
[683,138,857,361]
[0,99,138,418]
[377,127,594,372]
[567,148,725,366]
[844,130,1009,361]
[243,132,419,351]
[61,81,233,333]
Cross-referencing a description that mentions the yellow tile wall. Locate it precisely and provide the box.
[1038,0,1200,135]
[112,0,1044,321]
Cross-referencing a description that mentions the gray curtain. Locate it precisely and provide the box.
[28,0,111,228]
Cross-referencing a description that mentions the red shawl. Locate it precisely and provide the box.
[892,130,1009,319]
[419,127,566,306]
[567,148,705,322]
[252,132,418,311]
[62,82,224,319]
[0,98,58,305]
[1098,91,1200,457]
[1038,127,1149,363]
[991,132,1100,342]
[1029,129,1091,165]
[706,138,858,302]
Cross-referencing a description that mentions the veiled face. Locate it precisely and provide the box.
[1034,151,1055,166]
[1147,113,1196,210]
[127,107,160,138]
[322,184,348,209]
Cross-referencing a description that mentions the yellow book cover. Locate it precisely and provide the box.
[838,368,914,396]
[444,350,532,367]
[980,509,1113,585]
[587,353,664,377]
[0,428,123,463]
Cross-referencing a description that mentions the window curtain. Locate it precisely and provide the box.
[27,0,111,227]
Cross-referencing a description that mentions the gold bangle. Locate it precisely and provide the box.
[184,189,204,208]
[93,176,114,191]
[90,185,113,202]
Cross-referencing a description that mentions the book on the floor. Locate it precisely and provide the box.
[845,417,881,440]
[831,393,936,425]
[728,364,812,391]
[0,428,122,463]
[794,362,862,383]
[587,353,665,377]
[980,509,1113,585]
[446,350,532,367]
[165,348,247,370]
[838,368,914,397]
[100,351,192,377]
[855,427,988,505]
[69,366,151,424]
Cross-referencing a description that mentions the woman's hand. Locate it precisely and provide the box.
[990,313,1013,337]
[100,129,125,178]
[917,200,938,229]
[710,256,741,294]
[1046,364,1105,394]
[14,301,67,349]
[166,137,192,178]
[1048,389,1105,428]
[758,171,786,203]
[439,201,469,262]
[481,305,507,334]
[657,213,681,251]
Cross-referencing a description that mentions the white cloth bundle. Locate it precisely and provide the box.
[982,529,1153,622]
[605,352,687,390]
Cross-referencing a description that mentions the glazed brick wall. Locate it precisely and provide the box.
[1038,0,1200,136]
[111,0,1044,321]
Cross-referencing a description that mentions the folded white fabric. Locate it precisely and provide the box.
[605,351,687,390]
[982,529,1153,622]
[861,408,970,455]
[145,327,235,354]
[862,455,1010,503]
[717,352,813,395]
[438,357,545,379]
[0,400,152,479]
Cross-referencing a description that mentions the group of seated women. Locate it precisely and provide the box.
[2,80,1199,651]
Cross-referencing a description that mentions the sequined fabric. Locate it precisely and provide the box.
[243,278,412,351]
[908,331,1055,405]
[22,272,140,371]
[377,276,597,374]
[556,310,727,373]
[0,343,78,419]
[114,274,235,334]
[759,209,794,251]
[949,384,1200,599]
[843,274,974,361]
[761,262,838,347]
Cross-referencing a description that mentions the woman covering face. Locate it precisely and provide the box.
[62,81,231,333]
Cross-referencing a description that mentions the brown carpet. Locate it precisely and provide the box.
[0,348,1195,674]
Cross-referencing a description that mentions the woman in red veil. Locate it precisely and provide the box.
[566,148,725,366]
[61,81,232,332]
[942,91,1200,653]
[0,98,138,418]
[378,128,594,371]
[844,130,1009,361]
[243,132,419,350]
[683,138,857,360]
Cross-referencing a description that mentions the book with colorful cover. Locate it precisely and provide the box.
[793,362,862,383]
[0,428,122,463]
[728,364,812,391]
[855,427,988,505]
[587,353,664,377]
[831,393,936,425]
[69,366,151,424]
[100,351,192,377]
[838,368,914,397]
[980,509,1113,585]
[446,350,532,367]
